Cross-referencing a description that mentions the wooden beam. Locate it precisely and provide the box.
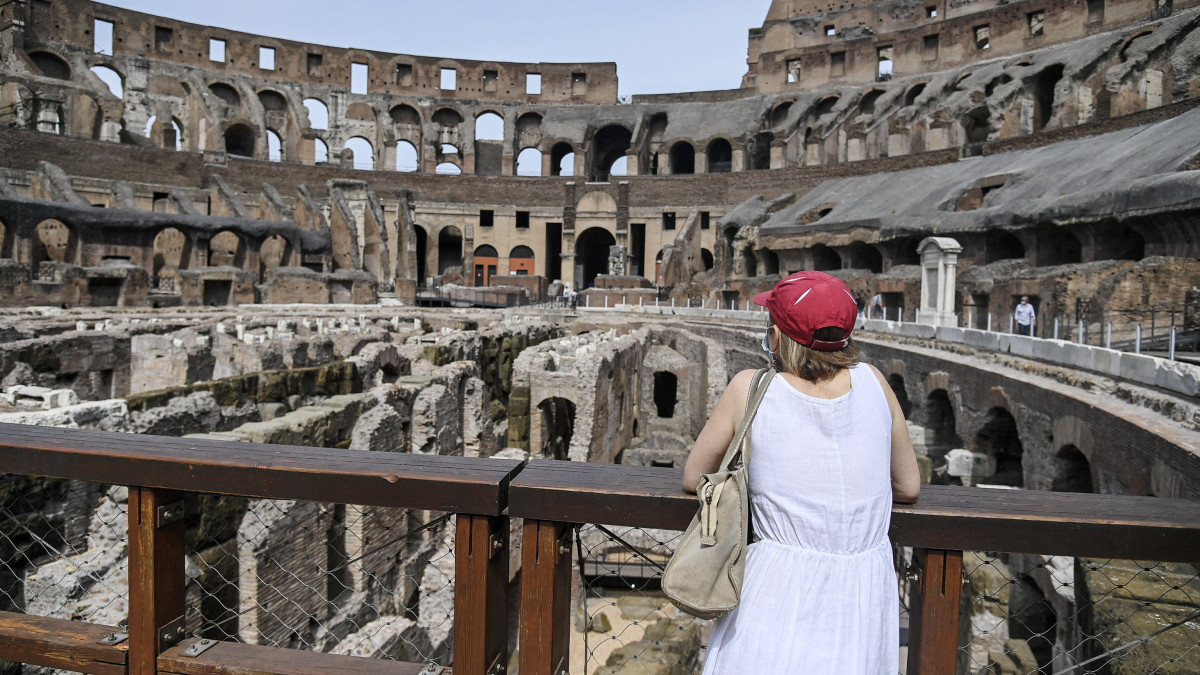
[906,548,964,675]
[0,611,127,675]
[128,487,186,675]
[518,520,572,675]
[0,423,522,516]
[159,639,441,674]
[452,514,509,675]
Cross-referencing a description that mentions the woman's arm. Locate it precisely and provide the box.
[681,369,756,493]
[869,365,921,504]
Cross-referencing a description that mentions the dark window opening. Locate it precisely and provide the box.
[437,227,463,275]
[202,280,232,306]
[223,124,255,158]
[307,53,323,76]
[480,210,494,228]
[395,63,413,86]
[1052,445,1093,493]
[572,72,587,96]
[653,372,678,419]
[877,46,893,81]
[670,143,695,175]
[155,26,173,52]
[545,222,562,280]
[630,223,645,277]
[483,70,498,92]
[974,25,991,50]
[662,212,676,230]
[887,375,912,419]
[700,212,710,230]
[975,408,1023,488]
[1028,11,1045,37]
[538,398,576,461]
[786,59,802,84]
[923,34,939,60]
[575,227,616,289]
[1009,575,1058,672]
[1088,0,1105,23]
[516,211,530,229]
[831,51,846,77]
[700,249,714,271]
[926,6,938,18]
[707,139,733,173]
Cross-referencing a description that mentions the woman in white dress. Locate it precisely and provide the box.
[683,271,921,674]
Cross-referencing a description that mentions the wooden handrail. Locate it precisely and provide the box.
[0,423,523,516]
[508,459,1200,562]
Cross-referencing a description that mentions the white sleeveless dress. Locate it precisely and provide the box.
[702,364,899,674]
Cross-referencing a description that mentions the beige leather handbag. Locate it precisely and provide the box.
[662,368,775,620]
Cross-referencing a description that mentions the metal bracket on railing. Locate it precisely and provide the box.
[98,632,128,645]
[418,665,446,675]
[156,500,186,527]
[558,529,572,557]
[489,531,504,560]
[487,652,505,675]
[159,616,186,647]
[182,638,218,658]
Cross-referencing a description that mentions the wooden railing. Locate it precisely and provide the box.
[1,425,1199,674]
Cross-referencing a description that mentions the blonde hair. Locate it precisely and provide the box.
[770,319,860,382]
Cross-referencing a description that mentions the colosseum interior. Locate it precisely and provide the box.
[0,0,1198,673]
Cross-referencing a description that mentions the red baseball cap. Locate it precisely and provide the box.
[753,271,858,351]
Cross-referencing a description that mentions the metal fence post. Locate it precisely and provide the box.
[1106,322,1112,349]
[1170,326,1177,361]
[519,520,573,675]
[454,514,510,675]
[907,548,964,675]
[1136,324,1142,353]
[128,487,186,675]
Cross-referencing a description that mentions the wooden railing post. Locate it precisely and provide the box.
[454,514,510,675]
[907,548,964,675]
[518,520,572,675]
[127,487,186,675]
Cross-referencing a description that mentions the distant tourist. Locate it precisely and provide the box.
[855,293,865,317]
[683,271,920,673]
[870,292,884,319]
[562,282,571,307]
[1015,295,1036,336]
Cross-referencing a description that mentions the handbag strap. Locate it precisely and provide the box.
[719,367,775,471]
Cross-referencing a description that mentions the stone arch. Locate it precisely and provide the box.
[303,98,328,129]
[707,138,733,173]
[845,241,882,273]
[905,82,927,106]
[1052,445,1094,493]
[509,245,535,276]
[858,88,885,115]
[259,234,291,276]
[669,140,695,175]
[813,95,839,118]
[516,112,543,148]
[1092,221,1145,261]
[924,388,962,475]
[208,82,241,106]
[389,104,421,127]
[29,52,70,80]
[588,125,632,182]
[770,100,793,127]
[810,244,841,271]
[345,136,374,170]
[700,248,714,271]
[551,141,575,176]
[395,140,418,172]
[473,244,499,286]
[152,227,190,279]
[208,231,246,268]
[266,129,283,161]
[257,89,287,112]
[437,226,463,275]
[576,226,616,289]
[517,147,543,176]
[986,230,1025,263]
[313,137,329,163]
[32,219,76,266]
[223,123,256,157]
[653,371,678,418]
[537,397,576,461]
[974,407,1023,487]
[89,65,123,98]
[475,111,504,141]
[887,373,912,419]
[1035,225,1081,266]
[432,107,463,131]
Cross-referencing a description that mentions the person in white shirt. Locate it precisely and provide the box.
[1015,295,1036,336]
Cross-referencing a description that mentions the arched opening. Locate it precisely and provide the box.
[810,244,841,271]
[887,374,912,419]
[1092,222,1144,261]
[223,124,255,158]
[509,245,535,276]
[925,389,962,478]
[974,408,1023,487]
[517,112,543,147]
[259,234,291,276]
[670,141,695,175]
[432,107,463,130]
[208,231,245,268]
[814,96,840,117]
[963,107,990,156]
[700,248,714,271]
[437,226,463,275]
[905,83,927,107]
[266,130,283,162]
[742,248,758,278]
[1035,226,1081,266]
[575,227,616,289]
[435,162,462,175]
[770,101,793,127]
[845,241,882,273]
[1052,445,1093,493]
[89,65,123,98]
[610,156,628,176]
[655,249,665,280]
[517,148,543,176]
[208,83,241,106]
[31,52,70,79]
[551,142,575,176]
[751,132,773,170]
[985,74,1013,98]
[303,98,328,129]
[345,136,374,170]
[653,372,678,418]
[33,219,75,266]
[589,125,632,182]
[313,138,329,163]
[475,112,504,141]
[1009,575,1057,673]
[257,90,287,112]
[986,230,1026,263]
[144,115,158,139]
[858,89,885,115]
[152,227,190,282]
[759,248,779,275]
[707,138,732,173]
[1031,64,1065,131]
[390,104,421,127]
[395,140,418,172]
[473,244,499,286]
[169,118,183,151]
[538,397,576,461]
[414,225,428,283]
[0,220,8,259]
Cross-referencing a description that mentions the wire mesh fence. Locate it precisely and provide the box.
[183,495,456,664]
[958,552,1200,675]
[0,476,128,626]
[574,524,705,675]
